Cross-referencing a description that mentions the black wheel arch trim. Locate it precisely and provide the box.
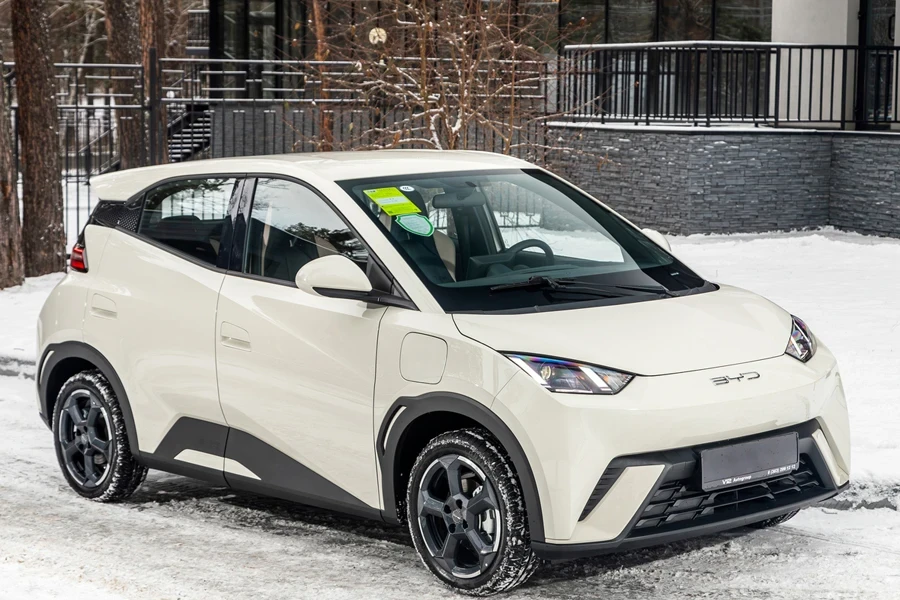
[377,392,546,543]
[38,341,140,458]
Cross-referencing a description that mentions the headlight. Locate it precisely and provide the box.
[786,316,817,363]
[505,354,634,394]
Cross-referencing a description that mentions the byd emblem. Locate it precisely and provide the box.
[710,371,761,386]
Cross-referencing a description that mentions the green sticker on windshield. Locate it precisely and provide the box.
[363,187,421,216]
[395,214,435,237]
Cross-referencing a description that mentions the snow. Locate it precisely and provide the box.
[0,229,899,596]
[0,274,63,365]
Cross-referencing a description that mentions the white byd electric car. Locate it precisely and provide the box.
[38,151,850,595]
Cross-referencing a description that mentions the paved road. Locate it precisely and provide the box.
[2,375,898,600]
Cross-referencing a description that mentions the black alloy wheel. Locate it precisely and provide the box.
[58,388,113,489]
[416,454,502,579]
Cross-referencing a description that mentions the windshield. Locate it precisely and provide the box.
[338,169,711,313]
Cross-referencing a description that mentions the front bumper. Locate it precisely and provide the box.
[490,343,851,546]
[531,419,847,560]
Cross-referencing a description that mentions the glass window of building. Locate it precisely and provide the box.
[560,0,607,45]
[715,0,773,42]
[608,0,656,43]
[660,0,713,41]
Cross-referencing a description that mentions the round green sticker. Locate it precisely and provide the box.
[395,214,435,237]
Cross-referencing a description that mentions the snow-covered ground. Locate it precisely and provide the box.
[1,229,899,597]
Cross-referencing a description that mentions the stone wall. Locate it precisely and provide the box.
[548,125,900,239]
[548,126,835,236]
[830,134,900,237]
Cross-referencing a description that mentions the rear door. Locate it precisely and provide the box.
[215,177,386,515]
[84,177,241,480]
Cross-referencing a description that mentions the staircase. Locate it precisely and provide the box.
[167,105,212,162]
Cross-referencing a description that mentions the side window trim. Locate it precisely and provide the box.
[127,173,244,272]
[228,173,415,305]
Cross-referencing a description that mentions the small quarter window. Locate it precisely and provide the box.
[244,178,368,283]
[138,178,237,265]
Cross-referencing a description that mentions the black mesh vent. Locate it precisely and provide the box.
[116,204,141,232]
[630,456,823,536]
[91,201,125,227]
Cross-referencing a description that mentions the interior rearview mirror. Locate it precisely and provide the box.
[295,255,416,310]
[641,228,672,253]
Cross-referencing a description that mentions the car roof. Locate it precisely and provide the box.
[90,150,533,201]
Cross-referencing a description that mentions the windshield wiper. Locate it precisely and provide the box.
[489,276,673,298]
[489,276,573,293]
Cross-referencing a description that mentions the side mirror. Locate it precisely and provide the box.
[295,255,417,310]
[295,255,373,296]
[641,228,672,253]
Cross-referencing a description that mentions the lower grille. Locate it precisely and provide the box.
[630,455,823,536]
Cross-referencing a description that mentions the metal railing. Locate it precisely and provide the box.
[560,41,899,129]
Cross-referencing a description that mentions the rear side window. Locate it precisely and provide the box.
[243,178,368,283]
[138,178,237,265]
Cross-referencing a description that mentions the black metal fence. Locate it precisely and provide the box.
[560,41,899,128]
[4,55,551,242]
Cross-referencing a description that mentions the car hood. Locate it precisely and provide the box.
[452,285,793,376]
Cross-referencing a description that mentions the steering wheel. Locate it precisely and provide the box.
[504,239,555,266]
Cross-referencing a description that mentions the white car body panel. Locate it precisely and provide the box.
[82,228,228,453]
[215,273,386,508]
[453,284,793,376]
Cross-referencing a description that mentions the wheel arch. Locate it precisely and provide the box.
[39,341,140,457]
[378,392,545,543]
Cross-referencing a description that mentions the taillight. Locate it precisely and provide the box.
[70,243,88,273]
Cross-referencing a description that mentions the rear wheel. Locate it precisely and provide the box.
[406,429,538,595]
[749,510,799,529]
[52,370,147,502]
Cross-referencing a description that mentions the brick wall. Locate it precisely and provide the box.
[830,134,900,237]
[548,126,835,236]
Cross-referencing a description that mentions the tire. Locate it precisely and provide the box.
[749,510,799,529]
[406,428,538,596]
[52,370,147,502]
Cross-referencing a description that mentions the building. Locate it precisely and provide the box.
[197,1,780,61]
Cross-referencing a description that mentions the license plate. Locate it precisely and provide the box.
[700,433,799,492]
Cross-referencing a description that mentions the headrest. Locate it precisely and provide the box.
[432,191,487,209]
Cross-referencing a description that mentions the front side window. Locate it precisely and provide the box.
[243,178,368,283]
[339,169,711,313]
[138,178,237,265]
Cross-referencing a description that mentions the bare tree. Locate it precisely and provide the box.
[141,0,167,162]
[0,50,24,288]
[310,0,334,151]
[12,0,66,276]
[104,0,143,168]
[282,0,575,161]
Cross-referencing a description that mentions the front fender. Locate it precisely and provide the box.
[378,391,547,543]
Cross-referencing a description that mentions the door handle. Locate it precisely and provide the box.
[220,322,251,351]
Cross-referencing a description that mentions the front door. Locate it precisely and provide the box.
[215,177,386,515]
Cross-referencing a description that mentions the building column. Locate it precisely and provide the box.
[770,0,861,127]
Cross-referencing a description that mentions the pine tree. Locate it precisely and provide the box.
[11,0,66,276]
[0,48,24,289]
[105,0,144,169]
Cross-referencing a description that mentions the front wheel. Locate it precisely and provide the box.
[406,429,538,595]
